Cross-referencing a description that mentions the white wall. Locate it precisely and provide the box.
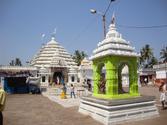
[156,70,167,79]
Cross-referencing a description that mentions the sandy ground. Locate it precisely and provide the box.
[3,86,167,125]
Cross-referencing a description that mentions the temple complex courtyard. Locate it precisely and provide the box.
[3,86,167,125]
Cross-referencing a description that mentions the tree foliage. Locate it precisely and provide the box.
[9,58,22,66]
[72,50,87,66]
[160,46,167,63]
[139,44,158,68]
[147,56,158,68]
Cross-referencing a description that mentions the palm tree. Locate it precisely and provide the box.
[72,50,87,66]
[160,46,167,63]
[15,58,22,66]
[9,60,15,66]
[139,44,153,68]
[9,58,22,66]
[147,56,158,68]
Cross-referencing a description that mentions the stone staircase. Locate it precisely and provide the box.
[42,87,62,96]
[42,85,92,97]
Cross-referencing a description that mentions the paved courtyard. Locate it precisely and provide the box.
[3,86,167,125]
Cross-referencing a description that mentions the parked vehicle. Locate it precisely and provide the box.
[29,83,40,94]
[26,77,41,94]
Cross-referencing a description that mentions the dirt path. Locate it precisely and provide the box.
[3,86,167,125]
[3,94,101,125]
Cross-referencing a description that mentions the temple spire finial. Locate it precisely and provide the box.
[51,28,57,39]
[111,12,115,25]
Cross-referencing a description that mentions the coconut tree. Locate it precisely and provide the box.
[139,44,153,68]
[72,50,87,66]
[160,46,167,63]
[9,58,22,66]
[9,60,15,66]
[147,56,158,68]
[15,58,22,66]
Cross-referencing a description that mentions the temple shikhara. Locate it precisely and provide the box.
[30,36,78,86]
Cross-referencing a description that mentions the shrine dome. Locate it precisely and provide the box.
[90,14,140,60]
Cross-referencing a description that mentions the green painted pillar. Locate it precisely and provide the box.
[129,65,133,95]
[132,61,139,94]
[105,60,118,96]
[129,59,139,95]
[93,64,100,94]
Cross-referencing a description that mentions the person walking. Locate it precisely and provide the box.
[70,84,76,98]
[159,82,166,110]
[0,84,6,125]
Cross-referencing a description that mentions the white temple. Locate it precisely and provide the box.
[30,37,78,86]
[90,14,139,60]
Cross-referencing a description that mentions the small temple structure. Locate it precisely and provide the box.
[30,36,78,86]
[78,57,93,84]
[79,14,159,125]
[90,14,140,99]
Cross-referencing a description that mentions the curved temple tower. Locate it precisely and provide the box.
[31,37,78,86]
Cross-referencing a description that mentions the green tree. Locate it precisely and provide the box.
[9,58,22,66]
[9,60,15,66]
[15,58,22,66]
[72,50,87,66]
[147,56,158,68]
[139,44,156,68]
[160,46,167,63]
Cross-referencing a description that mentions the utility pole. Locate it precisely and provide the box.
[90,0,116,38]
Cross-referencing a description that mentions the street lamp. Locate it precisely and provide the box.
[90,0,116,38]
[90,9,106,38]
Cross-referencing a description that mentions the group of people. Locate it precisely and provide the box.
[61,84,76,98]
[159,82,167,110]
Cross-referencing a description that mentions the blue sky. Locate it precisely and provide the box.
[0,0,167,65]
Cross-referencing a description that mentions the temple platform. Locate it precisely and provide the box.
[79,96,159,125]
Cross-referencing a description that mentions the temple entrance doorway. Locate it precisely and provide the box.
[53,72,64,85]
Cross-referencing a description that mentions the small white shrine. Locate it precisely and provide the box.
[78,57,93,84]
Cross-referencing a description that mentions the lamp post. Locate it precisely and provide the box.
[90,0,116,38]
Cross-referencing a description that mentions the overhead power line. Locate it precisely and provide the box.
[72,16,99,41]
[117,24,167,29]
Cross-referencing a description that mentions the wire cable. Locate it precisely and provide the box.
[72,16,99,41]
[117,24,167,29]
[104,0,113,15]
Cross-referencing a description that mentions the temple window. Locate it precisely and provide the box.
[71,76,75,82]
[42,76,45,82]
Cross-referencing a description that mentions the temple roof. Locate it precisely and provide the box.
[90,14,140,60]
[30,37,77,69]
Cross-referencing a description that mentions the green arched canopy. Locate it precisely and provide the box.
[93,55,139,99]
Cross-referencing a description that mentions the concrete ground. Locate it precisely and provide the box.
[3,86,167,125]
